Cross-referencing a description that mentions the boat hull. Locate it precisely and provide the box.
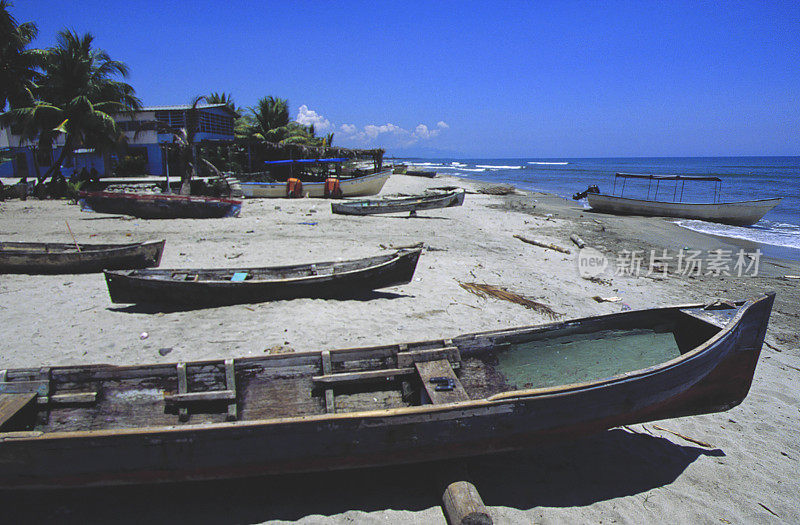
[104,249,422,306]
[240,170,391,198]
[0,294,774,489]
[0,240,165,274]
[586,193,782,226]
[331,189,465,215]
[79,192,242,219]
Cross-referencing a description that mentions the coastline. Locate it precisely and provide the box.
[1,173,798,523]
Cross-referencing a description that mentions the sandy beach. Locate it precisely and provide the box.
[1,173,798,524]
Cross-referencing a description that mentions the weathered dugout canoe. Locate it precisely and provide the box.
[0,240,165,274]
[240,170,391,198]
[405,169,437,178]
[0,293,774,489]
[103,249,422,306]
[331,189,465,216]
[586,193,782,226]
[79,191,242,219]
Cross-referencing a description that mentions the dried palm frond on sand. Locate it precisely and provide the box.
[457,281,561,319]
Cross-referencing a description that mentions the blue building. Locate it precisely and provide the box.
[0,103,236,179]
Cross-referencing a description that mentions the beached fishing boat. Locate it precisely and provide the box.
[240,169,391,198]
[79,191,242,219]
[405,169,437,178]
[0,240,165,274]
[103,249,422,306]
[331,188,465,216]
[582,173,782,226]
[0,293,774,489]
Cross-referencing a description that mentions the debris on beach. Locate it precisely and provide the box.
[583,275,612,285]
[379,241,425,250]
[652,424,714,448]
[513,234,571,254]
[570,234,586,249]
[477,184,516,195]
[593,295,621,303]
[457,281,560,319]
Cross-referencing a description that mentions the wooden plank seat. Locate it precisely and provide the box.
[415,359,469,405]
[168,359,238,422]
[0,392,37,431]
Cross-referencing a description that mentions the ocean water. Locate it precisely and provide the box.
[396,157,800,261]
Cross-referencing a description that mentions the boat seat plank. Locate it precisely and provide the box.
[397,346,461,369]
[164,390,236,405]
[177,363,189,421]
[679,308,737,329]
[322,351,335,413]
[415,360,469,405]
[0,393,36,429]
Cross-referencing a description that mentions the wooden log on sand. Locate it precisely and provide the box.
[437,461,493,525]
[514,234,571,254]
[570,234,586,249]
[443,481,493,525]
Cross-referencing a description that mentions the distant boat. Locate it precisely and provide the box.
[241,170,391,198]
[331,188,465,216]
[0,240,165,274]
[583,173,782,226]
[404,169,437,178]
[0,293,774,488]
[103,249,422,306]
[79,192,242,219]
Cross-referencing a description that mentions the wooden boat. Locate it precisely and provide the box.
[584,173,782,226]
[0,293,774,489]
[405,169,437,178]
[331,188,465,216]
[79,191,242,219]
[241,170,391,198]
[0,240,165,274]
[103,249,422,306]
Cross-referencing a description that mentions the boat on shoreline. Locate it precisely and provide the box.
[331,188,465,216]
[583,173,782,226]
[0,293,774,489]
[79,192,242,219]
[0,240,165,274]
[241,169,391,198]
[103,249,422,306]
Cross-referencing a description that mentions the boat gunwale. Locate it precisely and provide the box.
[0,294,768,443]
[103,249,419,285]
[79,191,242,206]
[0,239,165,254]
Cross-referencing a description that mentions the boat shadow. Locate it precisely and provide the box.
[107,291,413,313]
[0,428,723,524]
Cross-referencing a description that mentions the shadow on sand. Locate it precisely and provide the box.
[107,290,413,314]
[1,428,723,524]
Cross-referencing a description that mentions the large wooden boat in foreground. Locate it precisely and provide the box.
[0,293,774,489]
[104,249,422,306]
[79,191,242,219]
[584,173,782,226]
[0,239,165,274]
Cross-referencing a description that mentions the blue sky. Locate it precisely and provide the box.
[12,0,800,157]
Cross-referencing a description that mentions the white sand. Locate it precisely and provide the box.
[1,173,798,523]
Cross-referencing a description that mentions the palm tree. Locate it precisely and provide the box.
[0,1,43,111]
[206,91,237,114]
[2,30,141,184]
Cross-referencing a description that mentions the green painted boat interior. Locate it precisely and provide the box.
[492,327,681,390]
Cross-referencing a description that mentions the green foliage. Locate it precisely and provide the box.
[0,1,43,111]
[113,154,146,176]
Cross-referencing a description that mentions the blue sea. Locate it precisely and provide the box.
[396,157,800,261]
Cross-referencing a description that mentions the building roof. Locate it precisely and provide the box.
[140,104,238,116]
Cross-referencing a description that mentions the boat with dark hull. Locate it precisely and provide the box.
[0,240,165,274]
[103,249,422,306]
[331,189,465,216]
[79,191,242,219]
[0,293,774,489]
[582,173,782,226]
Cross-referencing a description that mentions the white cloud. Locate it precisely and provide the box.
[340,123,357,134]
[437,121,449,129]
[295,105,331,131]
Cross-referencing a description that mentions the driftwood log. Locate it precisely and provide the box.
[570,234,586,249]
[437,462,492,525]
[513,234,571,254]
